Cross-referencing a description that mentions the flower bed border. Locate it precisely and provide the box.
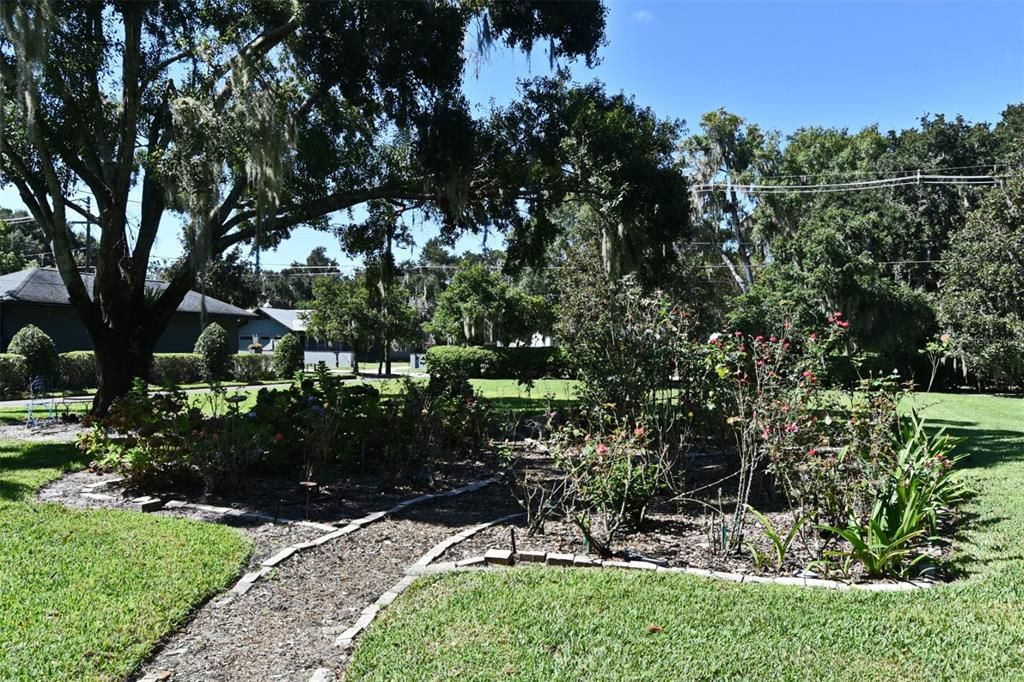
[412,550,938,592]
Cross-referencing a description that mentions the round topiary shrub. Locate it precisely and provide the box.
[194,322,231,381]
[9,324,58,382]
[272,333,304,379]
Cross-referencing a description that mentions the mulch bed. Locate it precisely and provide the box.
[438,441,851,578]
[38,457,497,526]
[0,421,87,442]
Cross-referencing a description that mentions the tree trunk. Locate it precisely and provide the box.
[91,332,156,415]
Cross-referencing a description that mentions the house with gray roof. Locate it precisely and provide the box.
[0,267,255,353]
[237,306,354,367]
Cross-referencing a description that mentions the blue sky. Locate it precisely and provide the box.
[4,0,1023,270]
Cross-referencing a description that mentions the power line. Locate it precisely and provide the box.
[697,161,1020,183]
[692,172,1006,195]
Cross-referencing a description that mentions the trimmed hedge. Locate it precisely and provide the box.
[425,346,568,383]
[150,353,205,386]
[0,353,28,395]
[232,353,275,383]
[58,351,98,390]
[58,351,252,390]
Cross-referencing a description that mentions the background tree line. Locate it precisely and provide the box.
[0,0,1018,405]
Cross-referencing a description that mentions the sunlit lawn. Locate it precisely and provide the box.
[0,441,250,681]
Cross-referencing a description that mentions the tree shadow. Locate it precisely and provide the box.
[0,441,84,471]
[0,442,84,502]
[923,418,1024,470]
[0,479,34,502]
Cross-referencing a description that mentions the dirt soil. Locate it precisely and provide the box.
[38,458,497,526]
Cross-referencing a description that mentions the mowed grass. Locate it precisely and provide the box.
[0,441,251,681]
[0,376,577,425]
[347,392,1024,681]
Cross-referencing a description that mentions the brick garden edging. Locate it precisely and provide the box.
[328,511,524,654]
[222,476,501,600]
[413,549,939,592]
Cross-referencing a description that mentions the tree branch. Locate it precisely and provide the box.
[217,185,435,239]
[214,16,301,109]
[113,3,144,208]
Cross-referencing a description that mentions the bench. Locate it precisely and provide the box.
[56,395,94,418]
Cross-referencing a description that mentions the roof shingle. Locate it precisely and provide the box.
[0,268,255,318]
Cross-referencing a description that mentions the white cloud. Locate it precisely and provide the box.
[632,9,655,23]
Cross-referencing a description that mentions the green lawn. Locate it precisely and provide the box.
[0,441,251,681]
[347,392,1024,681]
[371,377,579,414]
[0,376,576,425]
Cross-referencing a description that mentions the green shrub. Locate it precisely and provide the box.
[80,369,492,491]
[818,414,972,578]
[232,353,274,383]
[425,345,566,390]
[79,379,267,492]
[272,333,303,378]
[0,353,28,395]
[58,351,97,390]
[194,322,231,380]
[149,353,204,386]
[9,324,58,381]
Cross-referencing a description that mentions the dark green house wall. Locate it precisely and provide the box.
[0,302,244,353]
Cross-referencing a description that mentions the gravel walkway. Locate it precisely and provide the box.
[130,485,523,682]
[0,421,87,442]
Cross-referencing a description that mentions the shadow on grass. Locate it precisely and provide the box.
[486,396,575,417]
[924,418,1024,470]
[0,479,34,502]
[0,442,85,501]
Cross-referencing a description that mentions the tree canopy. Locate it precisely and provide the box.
[0,0,671,410]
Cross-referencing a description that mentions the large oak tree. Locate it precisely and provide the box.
[0,0,629,412]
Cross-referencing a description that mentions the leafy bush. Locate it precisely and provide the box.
[379,377,490,479]
[272,333,303,378]
[425,345,567,388]
[194,322,231,380]
[79,379,268,492]
[556,272,708,435]
[231,354,274,384]
[149,353,204,386]
[58,351,98,390]
[81,368,493,491]
[9,324,58,381]
[537,422,672,557]
[0,353,28,395]
[819,414,971,578]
